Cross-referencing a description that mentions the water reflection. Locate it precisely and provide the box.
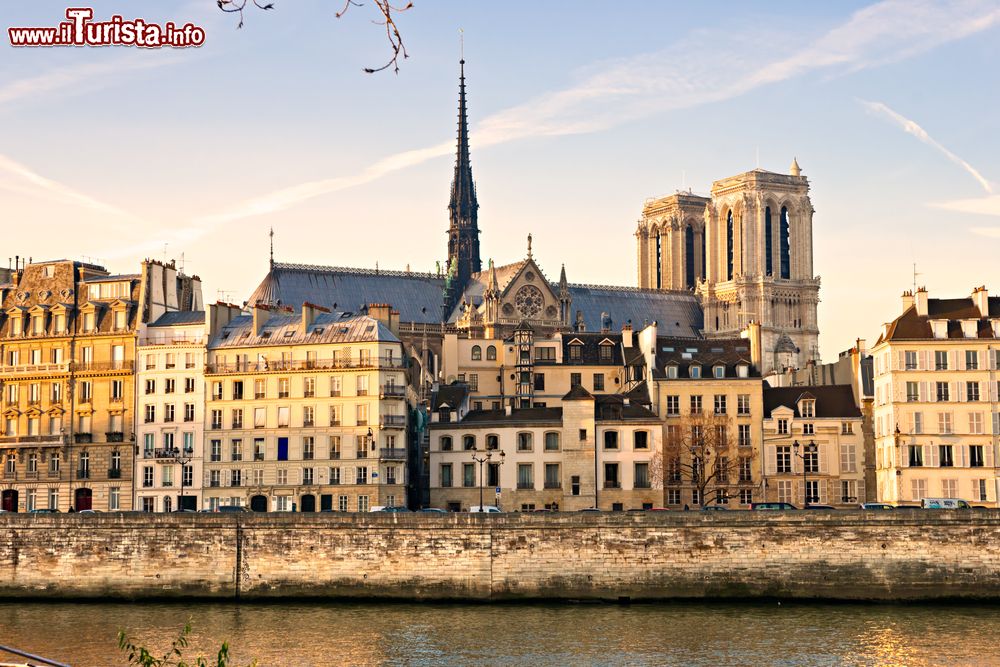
[1,601,997,667]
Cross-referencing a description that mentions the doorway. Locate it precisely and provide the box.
[1,489,17,512]
[74,488,93,511]
[300,494,316,512]
[249,494,268,512]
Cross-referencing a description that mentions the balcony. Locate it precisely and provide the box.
[73,360,134,373]
[544,481,561,489]
[254,453,265,462]
[356,450,368,459]
[204,356,404,375]
[355,477,367,485]
[0,362,70,375]
[2,470,15,480]
[303,420,315,428]
[24,470,39,480]
[379,448,406,461]
[381,415,406,429]
[0,435,65,445]
[108,468,122,479]
[75,433,93,444]
[154,447,194,460]
[209,480,220,488]
[106,431,124,443]
[380,386,406,399]
[77,468,90,480]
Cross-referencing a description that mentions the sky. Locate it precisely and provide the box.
[1,0,999,360]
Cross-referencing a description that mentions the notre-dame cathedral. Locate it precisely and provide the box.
[248,59,821,376]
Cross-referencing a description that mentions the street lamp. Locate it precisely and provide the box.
[792,440,817,508]
[170,445,195,511]
[471,446,505,512]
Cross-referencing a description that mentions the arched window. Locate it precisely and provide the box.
[486,434,499,450]
[486,345,497,361]
[780,206,791,279]
[684,225,696,289]
[463,435,476,451]
[544,432,560,451]
[765,206,773,276]
[726,211,735,281]
[471,345,482,361]
[440,436,453,451]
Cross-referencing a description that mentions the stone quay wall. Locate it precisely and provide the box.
[1,511,999,601]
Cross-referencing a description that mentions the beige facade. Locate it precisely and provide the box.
[135,313,207,512]
[872,287,1000,506]
[203,303,409,512]
[0,259,200,513]
[762,386,865,507]
[636,162,820,375]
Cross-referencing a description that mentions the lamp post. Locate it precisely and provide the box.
[792,439,817,508]
[170,445,194,511]
[471,446,505,512]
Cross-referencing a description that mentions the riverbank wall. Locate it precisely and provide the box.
[1,511,998,601]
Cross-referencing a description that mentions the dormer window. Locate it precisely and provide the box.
[31,315,44,335]
[569,342,582,362]
[599,342,613,363]
[689,364,701,379]
[666,364,678,379]
[83,313,95,332]
[113,310,126,330]
[800,399,815,418]
[960,320,978,339]
[930,320,949,339]
[736,363,749,378]
[713,365,725,379]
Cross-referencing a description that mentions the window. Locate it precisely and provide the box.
[603,430,619,450]
[800,400,815,418]
[517,464,534,489]
[942,478,958,498]
[976,479,989,502]
[966,350,979,370]
[967,382,980,402]
[579,429,587,441]
[803,423,814,435]
[634,463,650,489]
[970,412,984,434]
[909,445,923,467]
[713,365,725,379]
[356,404,368,426]
[145,379,156,395]
[231,469,242,487]
[840,443,857,473]
[212,382,223,401]
[569,344,582,362]
[935,382,949,402]
[517,432,533,452]
[486,345,497,361]
[303,377,316,398]
[739,457,752,483]
[254,379,266,399]
[163,404,175,423]
[667,488,681,505]
[462,434,476,451]
[545,432,560,451]
[737,394,750,415]
[938,412,953,434]
[109,380,123,401]
[302,406,315,428]
[904,350,917,370]
[440,436,453,452]
[777,481,792,504]
[144,404,156,424]
[440,464,453,488]
[303,467,314,485]
[776,446,791,474]
[463,463,475,487]
[356,375,369,396]
[278,406,291,428]
[689,365,701,379]
[143,466,154,488]
[603,463,619,489]
[633,431,648,450]
[109,488,120,511]
[570,373,582,387]
[358,496,370,512]
[939,445,954,467]
[469,374,479,391]
[386,466,397,485]
[545,463,561,489]
[49,452,60,473]
[739,489,753,506]
[535,346,555,362]
[666,365,678,379]
[967,444,985,468]
[356,466,368,485]
[666,395,680,416]
[714,395,727,415]
[913,412,924,434]
[934,351,948,371]
[690,395,702,415]
[905,382,919,402]
[599,344,613,363]
[338,495,349,512]
[738,424,751,447]
[532,373,545,391]
[185,378,195,393]
[230,439,242,462]
[593,373,605,391]
[471,345,482,361]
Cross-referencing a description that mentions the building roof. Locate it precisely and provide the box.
[565,284,702,337]
[81,273,140,282]
[594,393,658,420]
[432,383,469,410]
[209,311,400,349]
[653,336,757,379]
[763,384,860,419]
[247,262,445,324]
[149,311,205,327]
[560,332,627,366]
[879,296,1000,343]
[562,384,594,401]
[458,407,563,424]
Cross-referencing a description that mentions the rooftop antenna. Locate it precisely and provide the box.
[179,252,185,275]
[912,262,921,295]
[163,243,168,264]
[269,227,275,271]
[217,289,234,303]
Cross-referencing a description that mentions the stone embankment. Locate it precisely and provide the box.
[1,511,997,601]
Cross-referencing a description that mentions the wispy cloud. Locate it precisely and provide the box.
[194,0,1000,229]
[861,100,993,194]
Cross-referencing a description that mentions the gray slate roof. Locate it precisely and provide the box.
[149,311,206,327]
[210,311,400,349]
[566,284,702,337]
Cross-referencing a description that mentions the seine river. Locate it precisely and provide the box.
[1,601,996,666]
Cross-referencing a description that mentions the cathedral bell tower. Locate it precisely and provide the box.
[443,58,482,318]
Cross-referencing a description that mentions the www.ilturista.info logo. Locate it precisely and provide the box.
[8,8,205,48]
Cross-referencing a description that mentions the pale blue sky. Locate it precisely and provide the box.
[1,1,999,359]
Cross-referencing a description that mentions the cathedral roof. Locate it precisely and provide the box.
[247,262,445,324]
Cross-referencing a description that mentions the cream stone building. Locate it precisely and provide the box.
[636,162,820,375]
[871,287,1000,506]
[761,385,865,507]
[135,311,207,512]
[0,258,201,512]
[203,303,409,512]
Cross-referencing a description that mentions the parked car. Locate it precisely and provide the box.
[468,505,502,513]
[215,505,253,513]
[418,508,448,513]
[29,508,59,514]
[701,505,730,511]
[860,503,894,510]
[751,502,797,511]
[646,507,671,512]
[804,504,837,510]
[372,506,410,513]
[533,508,554,513]
[577,507,602,513]
[921,498,971,509]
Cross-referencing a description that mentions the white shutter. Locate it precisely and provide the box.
[959,444,968,468]
[986,444,995,468]
[928,444,940,467]
[957,351,965,371]
[902,443,910,467]
[818,445,829,475]
[919,350,929,370]
[897,351,906,371]
[950,350,959,371]
[979,350,987,371]
[764,445,776,476]
[952,382,961,403]
[958,382,967,402]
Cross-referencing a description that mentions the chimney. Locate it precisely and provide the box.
[621,324,633,348]
[901,290,914,312]
[914,287,929,317]
[301,302,329,333]
[973,286,989,318]
[855,338,867,355]
[252,304,271,333]
[742,321,762,371]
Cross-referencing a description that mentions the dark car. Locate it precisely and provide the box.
[578,507,601,513]
[701,505,730,511]
[860,503,894,510]
[215,505,252,513]
[29,508,60,514]
[374,506,411,513]
[418,508,448,513]
[751,502,798,511]
[804,504,837,510]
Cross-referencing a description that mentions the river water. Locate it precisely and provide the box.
[1,601,996,666]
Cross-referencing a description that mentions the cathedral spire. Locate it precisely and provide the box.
[445,57,482,317]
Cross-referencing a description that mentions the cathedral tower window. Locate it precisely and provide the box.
[765,207,773,276]
[684,225,696,289]
[726,211,735,281]
[780,206,791,279]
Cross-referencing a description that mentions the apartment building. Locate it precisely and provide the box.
[135,311,207,512]
[872,287,1000,506]
[203,303,408,512]
[761,385,865,507]
[0,258,201,512]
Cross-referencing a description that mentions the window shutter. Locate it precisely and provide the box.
[951,382,960,402]
[979,350,987,371]
[897,351,905,371]
[919,350,928,370]
[928,444,939,467]
[957,351,965,371]
[818,445,828,475]
[764,446,776,476]
[901,443,910,467]
[958,382,967,402]
[920,382,929,402]
[959,444,968,468]
[950,350,959,370]
[986,445,995,468]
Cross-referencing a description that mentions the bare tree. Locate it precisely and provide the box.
[656,413,742,508]
[217,0,413,73]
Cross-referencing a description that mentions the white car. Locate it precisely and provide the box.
[467,505,502,513]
